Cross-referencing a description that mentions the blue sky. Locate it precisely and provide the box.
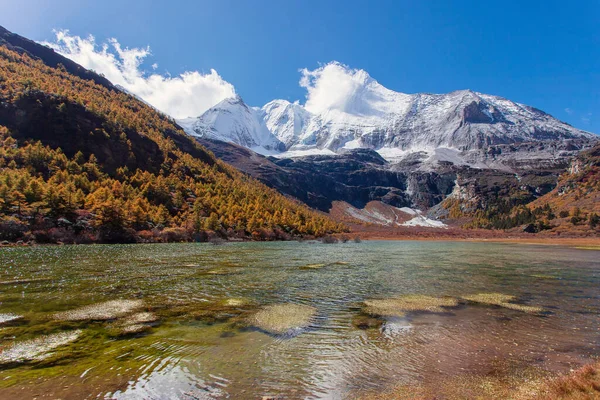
[1,0,598,132]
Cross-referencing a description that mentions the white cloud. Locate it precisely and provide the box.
[564,107,573,115]
[42,30,235,119]
[581,113,592,124]
[299,61,371,114]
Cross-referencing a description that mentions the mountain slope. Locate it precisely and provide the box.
[0,26,344,243]
[527,143,600,234]
[428,142,600,235]
[179,65,595,166]
[198,139,443,212]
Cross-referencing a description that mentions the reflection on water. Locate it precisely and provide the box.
[0,241,599,399]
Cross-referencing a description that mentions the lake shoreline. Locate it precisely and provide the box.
[1,234,599,248]
[357,235,600,247]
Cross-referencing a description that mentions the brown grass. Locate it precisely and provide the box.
[539,363,600,399]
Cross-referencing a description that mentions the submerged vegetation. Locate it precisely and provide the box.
[299,263,328,270]
[0,330,82,364]
[462,293,544,314]
[363,295,460,317]
[248,303,317,335]
[360,361,600,400]
[0,45,345,244]
[53,299,145,321]
[0,313,21,324]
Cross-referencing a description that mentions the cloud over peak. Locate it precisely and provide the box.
[299,61,374,114]
[42,31,235,119]
[42,31,389,119]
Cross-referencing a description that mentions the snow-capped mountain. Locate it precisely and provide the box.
[261,99,312,148]
[178,96,284,152]
[177,68,595,163]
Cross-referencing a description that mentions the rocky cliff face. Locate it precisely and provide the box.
[200,139,523,213]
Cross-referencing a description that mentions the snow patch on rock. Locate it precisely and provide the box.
[337,201,447,228]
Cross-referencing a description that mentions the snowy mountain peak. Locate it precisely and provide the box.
[261,99,312,147]
[177,68,596,165]
[178,95,284,152]
[214,94,247,110]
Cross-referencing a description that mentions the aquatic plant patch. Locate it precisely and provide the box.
[249,303,317,335]
[299,263,327,270]
[462,293,543,314]
[363,295,460,317]
[223,298,252,307]
[203,268,244,276]
[0,313,22,325]
[53,300,145,321]
[352,314,384,330]
[107,312,159,336]
[0,330,83,364]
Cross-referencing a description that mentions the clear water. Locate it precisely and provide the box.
[0,241,598,399]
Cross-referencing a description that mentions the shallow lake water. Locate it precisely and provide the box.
[0,241,599,399]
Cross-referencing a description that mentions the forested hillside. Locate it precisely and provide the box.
[0,43,344,243]
[527,143,600,235]
[438,143,600,235]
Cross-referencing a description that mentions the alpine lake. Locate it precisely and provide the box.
[0,241,598,399]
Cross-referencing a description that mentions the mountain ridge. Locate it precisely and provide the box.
[179,66,595,168]
[0,25,115,90]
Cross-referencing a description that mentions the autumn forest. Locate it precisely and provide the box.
[0,45,346,243]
